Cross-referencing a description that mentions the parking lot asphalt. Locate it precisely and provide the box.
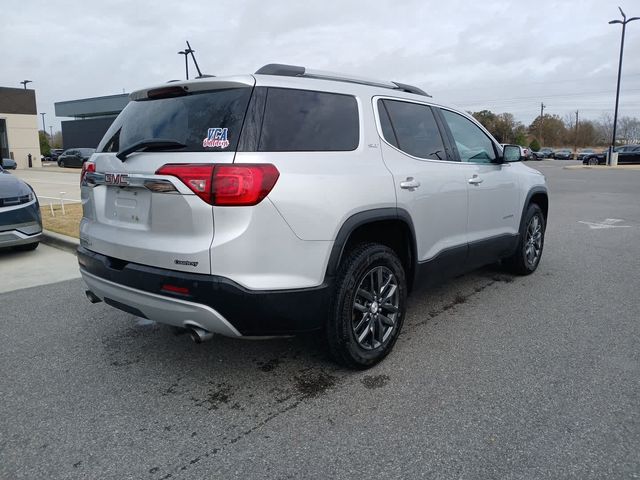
[1,161,639,479]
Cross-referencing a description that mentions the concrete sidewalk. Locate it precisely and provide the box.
[0,243,80,294]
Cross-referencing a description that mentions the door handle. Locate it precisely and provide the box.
[468,175,483,185]
[400,177,421,190]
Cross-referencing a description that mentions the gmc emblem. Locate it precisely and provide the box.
[104,173,130,186]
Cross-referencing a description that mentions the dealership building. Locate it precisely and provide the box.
[55,93,129,150]
[0,87,42,169]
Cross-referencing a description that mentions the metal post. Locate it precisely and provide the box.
[539,102,545,146]
[178,50,189,79]
[608,7,639,164]
[40,113,46,133]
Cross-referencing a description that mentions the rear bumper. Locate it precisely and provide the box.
[77,247,330,336]
[81,270,242,337]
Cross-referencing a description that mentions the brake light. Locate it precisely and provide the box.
[155,164,279,206]
[80,161,95,186]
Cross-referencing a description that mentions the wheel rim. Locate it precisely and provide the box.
[589,158,597,165]
[352,266,400,350]
[525,214,543,267]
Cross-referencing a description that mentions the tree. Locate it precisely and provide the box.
[39,131,51,157]
[618,117,640,144]
[529,138,540,152]
[51,131,63,149]
[513,125,528,146]
[528,114,566,147]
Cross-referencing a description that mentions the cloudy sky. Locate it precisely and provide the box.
[2,0,639,133]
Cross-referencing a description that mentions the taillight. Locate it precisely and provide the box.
[212,164,280,206]
[155,164,279,206]
[156,164,215,204]
[80,161,95,186]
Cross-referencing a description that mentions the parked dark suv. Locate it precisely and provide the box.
[57,148,95,168]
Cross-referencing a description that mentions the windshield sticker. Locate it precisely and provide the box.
[203,128,230,149]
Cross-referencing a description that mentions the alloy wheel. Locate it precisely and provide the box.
[352,266,400,350]
[525,214,543,267]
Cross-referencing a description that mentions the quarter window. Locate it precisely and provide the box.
[258,88,359,151]
[378,99,446,160]
[440,109,497,163]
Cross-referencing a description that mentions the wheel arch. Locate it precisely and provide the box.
[522,187,549,224]
[325,208,418,291]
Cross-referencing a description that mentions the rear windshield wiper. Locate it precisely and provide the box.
[116,139,186,161]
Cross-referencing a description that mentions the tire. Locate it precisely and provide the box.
[588,157,599,166]
[58,160,65,168]
[15,241,39,252]
[503,204,545,275]
[327,243,407,369]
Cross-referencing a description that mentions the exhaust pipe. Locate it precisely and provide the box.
[85,290,102,304]
[189,327,214,343]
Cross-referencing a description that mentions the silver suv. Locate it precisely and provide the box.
[79,64,548,368]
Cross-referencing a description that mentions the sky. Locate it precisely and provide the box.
[2,0,640,134]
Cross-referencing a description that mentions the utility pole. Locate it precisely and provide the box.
[40,113,46,133]
[49,126,53,140]
[539,102,546,145]
[574,110,579,152]
[20,80,32,90]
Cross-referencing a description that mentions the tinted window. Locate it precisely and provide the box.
[379,99,446,160]
[98,88,252,153]
[440,109,496,163]
[378,102,398,148]
[258,88,359,151]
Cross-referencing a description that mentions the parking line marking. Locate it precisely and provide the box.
[578,218,632,229]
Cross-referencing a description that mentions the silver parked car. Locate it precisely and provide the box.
[0,173,42,251]
[78,64,548,368]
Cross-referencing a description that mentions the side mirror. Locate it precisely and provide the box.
[502,145,522,163]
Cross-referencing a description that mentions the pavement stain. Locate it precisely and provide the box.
[361,374,390,389]
[293,370,337,398]
[412,273,515,327]
[257,357,282,372]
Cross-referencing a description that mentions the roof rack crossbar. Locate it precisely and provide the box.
[254,64,430,97]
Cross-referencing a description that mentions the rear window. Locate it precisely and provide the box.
[97,88,252,153]
[257,88,359,151]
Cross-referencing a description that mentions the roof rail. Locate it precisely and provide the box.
[255,64,431,97]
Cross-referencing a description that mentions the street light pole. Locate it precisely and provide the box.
[20,80,32,89]
[40,113,46,133]
[178,50,189,80]
[608,7,639,164]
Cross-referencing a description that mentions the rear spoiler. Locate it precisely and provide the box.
[129,75,255,101]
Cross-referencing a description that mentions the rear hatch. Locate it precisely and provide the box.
[80,76,255,274]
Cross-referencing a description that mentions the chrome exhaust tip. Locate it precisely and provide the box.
[85,290,102,304]
[189,327,214,343]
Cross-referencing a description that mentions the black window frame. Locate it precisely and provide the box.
[375,97,455,162]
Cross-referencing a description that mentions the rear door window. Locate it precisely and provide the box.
[378,99,446,160]
[257,88,359,151]
[97,88,252,153]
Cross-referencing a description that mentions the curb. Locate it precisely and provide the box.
[41,229,79,255]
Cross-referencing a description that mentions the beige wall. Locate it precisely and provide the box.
[1,113,42,169]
